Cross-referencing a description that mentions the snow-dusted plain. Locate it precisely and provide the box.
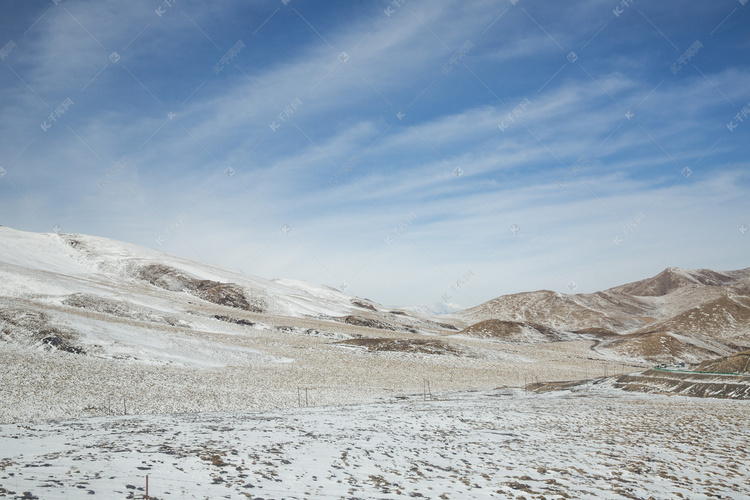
[1,385,749,500]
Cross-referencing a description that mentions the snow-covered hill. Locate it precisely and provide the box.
[0,226,455,367]
[0,226,383,319]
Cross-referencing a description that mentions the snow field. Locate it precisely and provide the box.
[1,388,748,499]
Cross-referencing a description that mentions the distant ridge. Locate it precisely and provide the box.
[457,266,750,363]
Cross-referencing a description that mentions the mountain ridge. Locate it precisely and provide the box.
[457,265,750,363]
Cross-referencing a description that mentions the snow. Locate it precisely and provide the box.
[1,386,748,499]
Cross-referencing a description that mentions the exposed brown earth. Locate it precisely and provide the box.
[136,264,267,313]
[525,379,590,393]
[337,315,420,334]
[0,307,84,354]
[351,299,377,311]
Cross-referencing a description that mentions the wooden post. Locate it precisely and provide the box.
[145,474,149,500]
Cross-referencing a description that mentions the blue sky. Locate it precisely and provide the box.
[1,0,749,310]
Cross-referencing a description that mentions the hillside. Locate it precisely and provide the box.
[697,349,750,374]
[456,266,750,363]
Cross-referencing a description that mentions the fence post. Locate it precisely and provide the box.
[146,474,149,500]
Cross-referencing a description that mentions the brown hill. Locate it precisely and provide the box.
[458,319,562,342]
[460,267,750,331]
[602,331,721,364]
[456,267,750,365]
[697,350,750,374]
[631,294,750,346]
[458,290,646,332]
[609,268,738,297]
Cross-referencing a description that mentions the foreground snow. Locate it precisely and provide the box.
[1,386,748,499]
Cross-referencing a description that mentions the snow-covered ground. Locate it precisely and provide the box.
[1,385,748,499]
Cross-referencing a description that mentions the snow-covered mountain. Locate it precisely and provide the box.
[0,225,386,318]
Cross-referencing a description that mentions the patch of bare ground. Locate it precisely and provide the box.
[336,315,417,333]
[333,337,471,356]
[350,299,377,311]
[0,307,84,354]
[436,322,459,331]
[213,314,254,326]
[572,326,620,337]
[135,264,266,313]
[526,379,592,393]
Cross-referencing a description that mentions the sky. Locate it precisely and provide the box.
[1,0,749,311]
